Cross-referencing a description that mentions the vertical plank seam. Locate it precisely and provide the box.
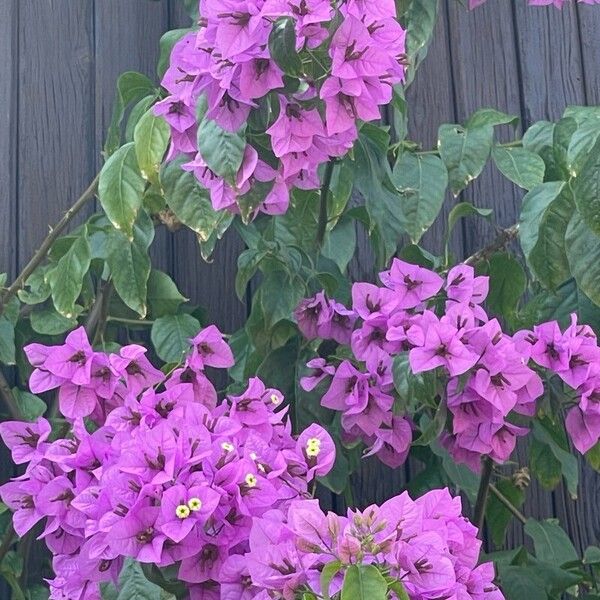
[14,0,21,277]
[573,3,590,106]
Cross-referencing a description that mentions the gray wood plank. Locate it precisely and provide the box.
[17,0,96,268]
[577,2,600,105]
[0,0,18,280]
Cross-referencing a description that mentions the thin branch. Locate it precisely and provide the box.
[490,483,528,525]
[0,173,100,318]
[316,160,336,248]
[464,224,519,266]
[0,368,21,421]
[473,456,494,537]
[85,280,114,344]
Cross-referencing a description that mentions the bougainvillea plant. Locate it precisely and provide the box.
[2,0,600,599]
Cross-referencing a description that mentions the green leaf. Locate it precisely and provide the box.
[106,210,154,318]
[30,306,78,335]
[157,28,191,79]
[235,249,265,301]
[268,17,303,77]
[261,269,305,329]
[492,146,545,190]
[0,316,16,365]
[99,142,147,239]
[532,419,579,498]
[46,228,91,318]
[530,436,562,491]
[198,211,234,261]
[134,108,170,185]
[497,565,548,600]
[101,559,165,600]
[321,560,342,600]
[466,109,519,129]
[125,95,156,143]
[151,313,200,363]
[584,546,600,565]
[161,159,227,243]
[146,270,187,318]
[565,210,600,307]
[484,252,526,322]
[105,72,156,157]
[486,478,525,546]
[413,401,447,446]
[388,580,410,600]
[12,388,46,421]
[322,216,357,273]
[196,118,246,185]
[438,122,493,195]
[567,120,600,177]
[524,518,578,566]
[341,564,387,600]
[430,441,480,503]
[573,137,600,235]
[17,266,51,305]
[403,0,439,86]
[391,152,448,243]
[354,124,406,264]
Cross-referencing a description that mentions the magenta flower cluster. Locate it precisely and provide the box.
[0,326,336,600]
[297,259,600,471]
[156,0,406,219]
[246,488,503,599]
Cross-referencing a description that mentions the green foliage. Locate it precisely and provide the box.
[340,564,387,600]
[492,146,545,190]
[151,313,200,363]
[402,0,439,86]
[134,108,170,185]
[99,142,147,239]
[268,18,303,77]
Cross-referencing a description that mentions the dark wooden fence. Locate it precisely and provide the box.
[1,0,600,582]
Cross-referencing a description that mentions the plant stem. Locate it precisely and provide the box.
[106,316,155,326]
[473,456,494,537]
[85,280,114,345]
[415,139,523,157]
[489,483,528,525]
[316,160,336,248]
[0,173,100,318]
[0,368,21,421]
[464,224,519,266]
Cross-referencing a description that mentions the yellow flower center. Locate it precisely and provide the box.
[187,497,202,512]
[245,473,258,488]
[270,393,281,405]
[306,437,321,457]
[250,452,258,460]
[176,504,191,519]
[221,441,234,452]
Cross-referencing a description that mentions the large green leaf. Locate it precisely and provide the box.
[260,269,305,329]
[438,122,493,195]
[30,306,78,336]
[483,252,526,323]
[403,0,439,86]
[105,72,156,157]
[524,519,578,567]
[565,210,600,307]
[106,210,154,318]
[486,479,525,547]
[12,388,46,421]
[268,17,303,77]
[101,560,169,600]
[492,146,545,190]
[573,137,600,235]
[151,313,200,363]
[519,181,572,290]
[146,270,187,318]
[134,108,170,185]
[341,565,387,600]
[161,159,228,243]
[46,228,91,318]
[497,565,548,600]
[99,142,147,239]
[196,118,246,185]
[391,152,448,243]
[530,436,562,491]
[354,124,406,264]
[321,560,342,600]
